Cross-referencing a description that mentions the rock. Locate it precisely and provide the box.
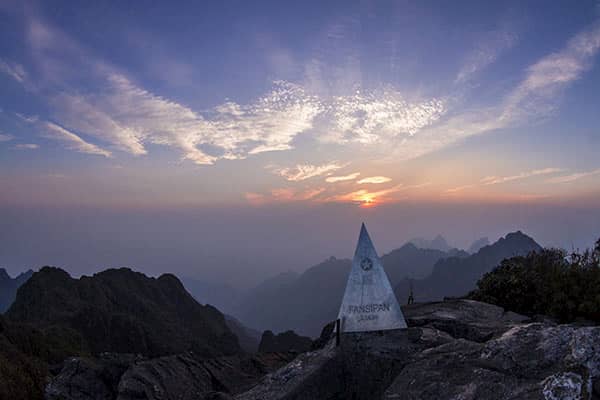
[45,354,139,400]
[117,352,295,400]
[236,342,342,400]
[403,299,530,342]
[258,330,313,353]
[384,322,600,399]
[235,299,600,400]
[311,320,335,350]
[46,351,295,400]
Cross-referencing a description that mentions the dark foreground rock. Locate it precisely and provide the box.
[235,300,600,400]
[46,352,295,400]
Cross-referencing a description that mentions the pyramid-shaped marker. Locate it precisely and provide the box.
[337,223,407,332]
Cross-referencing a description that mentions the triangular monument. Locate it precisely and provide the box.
[337,223,407,332]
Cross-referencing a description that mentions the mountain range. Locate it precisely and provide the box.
[231,231,540,336]
[395,231,542,303]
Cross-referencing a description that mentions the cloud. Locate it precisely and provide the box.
[14,143,39,150]
[325,172,360,183]
[270,162,344,181]
[394,22,600,162]
[44,122,112,157]
[244,187,325,205]
[356,176,392,184]
[445,184,475,194]
[546,168,600,183]
[0,59,26,83]
[481,168,562,185]
[455,30,517,83]
[501,22,600,121]
[0,133,14,142]
[10,15,600,172]
[325,90,446,144]
[17,18,323,165]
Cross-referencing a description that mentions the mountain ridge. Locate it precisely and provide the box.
[6,266,241,359]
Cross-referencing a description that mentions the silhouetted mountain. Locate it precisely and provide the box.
[258,330,313,353]
[395,231,542,303]
[468,237,490,254]
[0,268,34,313]
[409,235,452,252]
[238,245,457,336]
[6,267,240,358]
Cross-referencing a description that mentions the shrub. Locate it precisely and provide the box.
[470,239,600,323]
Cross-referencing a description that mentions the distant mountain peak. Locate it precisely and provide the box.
[409,235,452,252]
[468,237,490,254]
[0,268,9,281]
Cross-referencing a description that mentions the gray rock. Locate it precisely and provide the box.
[45,354,139,400]
[403,299,530,342]
[47,351,295,400]
[236,300,600,400]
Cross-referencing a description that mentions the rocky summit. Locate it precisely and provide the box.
[235,300,600,400]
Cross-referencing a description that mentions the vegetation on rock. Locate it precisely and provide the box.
[470,239,600,324]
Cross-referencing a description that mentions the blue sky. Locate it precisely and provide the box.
[1,1,600,281]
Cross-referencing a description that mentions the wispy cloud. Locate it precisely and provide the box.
[455,30,517,83]
[16,17,323,165]
[270,162,344,181]
[356,176,391,184]
[14,143,39,150]
[501,22,600,121]
[481,168,562,185]
[546,168,600,183]
[325,172,360,183]
[0,59,26,83]
[395,22,600,162]
[53,75,322,164]
[244,187,325,205]
[445,184,475,194]
[44,122,112,157]
[0,133,14,142]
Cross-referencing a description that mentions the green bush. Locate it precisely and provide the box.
[470,239,600,323]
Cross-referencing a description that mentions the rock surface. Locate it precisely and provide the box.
[46,352,295,400]
[235,299,600,400]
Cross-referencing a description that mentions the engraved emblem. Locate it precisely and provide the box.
[360,257,373,271]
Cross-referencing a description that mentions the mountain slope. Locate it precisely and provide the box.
[395,231,542,302]
[468,237,490,254]
[0,268,34,313]
[6,267,240,358]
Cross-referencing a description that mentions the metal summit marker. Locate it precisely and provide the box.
[337,223,407,333]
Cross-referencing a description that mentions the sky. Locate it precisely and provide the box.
[1,0,599,286]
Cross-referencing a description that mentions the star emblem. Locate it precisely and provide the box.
[360,257,373,271]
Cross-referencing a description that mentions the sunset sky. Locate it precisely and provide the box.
[1,1,599,284]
